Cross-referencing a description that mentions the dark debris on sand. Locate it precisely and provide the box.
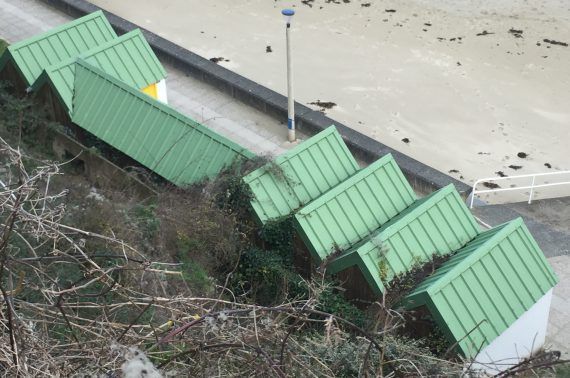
[543,39,568,47]
[483,182,500,189]
[476,30,494,36]
[309,100,337,109]
[210,57,230,63]
[509,28,524,38]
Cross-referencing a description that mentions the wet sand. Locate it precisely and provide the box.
[90,0,570,203]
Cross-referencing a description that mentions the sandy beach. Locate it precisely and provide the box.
[90,0,570,203]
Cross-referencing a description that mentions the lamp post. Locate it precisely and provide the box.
[282,8,295,142]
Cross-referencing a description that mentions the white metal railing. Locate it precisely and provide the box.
[469,170,570,208]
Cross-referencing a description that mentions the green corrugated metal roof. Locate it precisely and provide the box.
[243,126,359,224]
[32,29,166,113]
[0,11,116,86]
[403,218,558,358]
[327,184,480,294]
[71,60,254,185]
[294,153,417,262]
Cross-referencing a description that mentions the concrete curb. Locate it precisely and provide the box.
[39,0,472,197]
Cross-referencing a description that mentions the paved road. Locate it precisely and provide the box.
[0,0,301,157]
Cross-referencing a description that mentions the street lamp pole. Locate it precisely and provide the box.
[282,9,295,142]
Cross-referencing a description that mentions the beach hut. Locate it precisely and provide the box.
[0,11,116,93]
[71,60,254,185]
[403,218,558,374]
[294,153,417,263]
[31,29,167,122]
[243,126,359,224]
[327,184,480,295]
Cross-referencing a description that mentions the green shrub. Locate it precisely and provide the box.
[316,283,367,328]
[231,248,307,305]
[176,234,215,294]
[0,81,51,141]
[260,216,295,259]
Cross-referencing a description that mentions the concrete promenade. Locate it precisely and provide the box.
[1,0,568,359]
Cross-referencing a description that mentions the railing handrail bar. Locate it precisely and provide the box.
[470,170,570,208]
[472,170,570,185]
[474,181,570,194]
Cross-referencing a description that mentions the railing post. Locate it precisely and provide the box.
[470,182,477,209]
[528,175,536,204]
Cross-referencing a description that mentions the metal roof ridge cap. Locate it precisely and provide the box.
[408,219,519,296]
[41,31,141,75]
[295,153,395,215]
[73,59,253,156]
[425,219,521,295]
[78,29,141,58]
[79,28,168,80]
[77,29,167,85]
[8,11,112,50]
[374,184,455,240]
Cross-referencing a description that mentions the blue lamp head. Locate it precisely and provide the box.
[282,9,295,25]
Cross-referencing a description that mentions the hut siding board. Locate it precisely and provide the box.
[2,11,116,85]
[294,154,417,262]
[71,61,254,186]
[244,126,359,224]
[404,220,558,358]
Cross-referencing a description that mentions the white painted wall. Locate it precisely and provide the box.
[469,289,553,375]
[156,78,168,104]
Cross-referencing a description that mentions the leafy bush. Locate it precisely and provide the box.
[0,81,54,143]
[260,216,296,260]
[317,284,367,328]
[230,248,307,305]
